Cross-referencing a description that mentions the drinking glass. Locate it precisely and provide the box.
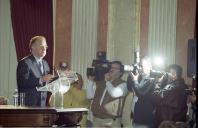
[58,76,70,108]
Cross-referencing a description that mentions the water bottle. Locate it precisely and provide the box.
[13,89,18,107]
[19,92,25,106]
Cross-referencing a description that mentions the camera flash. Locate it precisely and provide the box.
[153,57,163,66]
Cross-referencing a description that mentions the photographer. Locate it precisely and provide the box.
[153,64,188,127]
[127,56,157,128]
[89,61,128,127]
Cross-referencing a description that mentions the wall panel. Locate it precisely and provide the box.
[148,0,177,69]
[71,0,98,81]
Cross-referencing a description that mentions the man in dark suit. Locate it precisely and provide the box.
[17,36,54,107]
[127,56,156,128]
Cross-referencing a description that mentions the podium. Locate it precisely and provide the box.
[0,105,88,127]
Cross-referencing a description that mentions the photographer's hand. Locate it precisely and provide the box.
[88,76,95,82]
[86,76,96,100]
[130,72,139,81]
[105,73,112,82]
[41,74,54,83]
[157,72,170,88]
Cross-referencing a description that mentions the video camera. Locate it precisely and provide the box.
[87,52,111,81]
[124,51,141,75]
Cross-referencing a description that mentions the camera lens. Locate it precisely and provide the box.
[87,68,95,76]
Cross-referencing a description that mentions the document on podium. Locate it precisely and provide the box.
[36,77,60,92]
[36,71,78,93]
[36,76,70,94]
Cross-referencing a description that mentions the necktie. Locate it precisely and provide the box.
[38,61,46,107]
[38,61,43,74]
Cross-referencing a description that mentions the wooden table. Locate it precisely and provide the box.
[0,105,88,127]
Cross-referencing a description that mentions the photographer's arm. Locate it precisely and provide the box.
[127,72,154,97]
[127,75,135,92]
[86,79,95,99]
[106,82,128,98]
[126,72,146,97]
[86,76,96,100]
[130,80,143,97]
[156,73,169,88]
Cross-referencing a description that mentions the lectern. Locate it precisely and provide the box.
[0,105,88,127]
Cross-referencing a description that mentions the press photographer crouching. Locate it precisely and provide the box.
[87,59,128,127]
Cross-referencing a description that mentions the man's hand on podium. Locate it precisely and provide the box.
[41,74,54,83]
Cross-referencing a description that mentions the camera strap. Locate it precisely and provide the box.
[100,88,107,106]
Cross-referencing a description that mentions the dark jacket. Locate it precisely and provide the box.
[127,75,156,128]
[153,78,188,127]
[17,55,50,106]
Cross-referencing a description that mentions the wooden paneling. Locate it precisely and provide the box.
[54,0,72,68]
[176,0,196,84]
[140,0,149,57]
[97,0,108,52]
[148,0,177,67]
[71,0,98,80]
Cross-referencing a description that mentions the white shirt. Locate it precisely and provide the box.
[100,81,128,105]
[105,81,128,98]
[86,80,128,105]
[86,80,96,99]
[34,55,44,74]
